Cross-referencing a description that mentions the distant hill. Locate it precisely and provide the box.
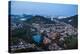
[25,15,56,24]
[58,15,78,28]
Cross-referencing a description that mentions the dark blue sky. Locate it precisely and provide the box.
[11,1,78,17]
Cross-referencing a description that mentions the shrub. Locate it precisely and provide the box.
[64,35,78,49]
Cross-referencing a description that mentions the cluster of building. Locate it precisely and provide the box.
[32,21,77,36]
[10,15,77,51]
[31,20,77,50]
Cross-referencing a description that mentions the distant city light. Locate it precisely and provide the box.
[68,19,72,22]
[20,18,26,21]
[58,16,67,19]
